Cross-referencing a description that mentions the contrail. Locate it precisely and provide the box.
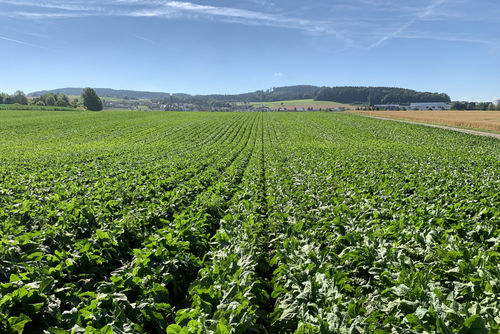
[0,35,62,52]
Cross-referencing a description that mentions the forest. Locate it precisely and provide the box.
[314,86,451,105]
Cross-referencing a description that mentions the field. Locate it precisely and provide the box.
[242,99,353,109]
[349,110,500,133]
[0,104,77,112]
[1,110,500,333]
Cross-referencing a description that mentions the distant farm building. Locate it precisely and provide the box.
[373,104,403,110]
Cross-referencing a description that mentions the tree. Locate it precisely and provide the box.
[81,88,103,111]
[13,90,28,105]
[58,92,70,104]
[55,100,67,107]
[45,96,55,106]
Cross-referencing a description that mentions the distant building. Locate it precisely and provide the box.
[494,99,500,106]
[374,104,402,110]
[409,102,451,110]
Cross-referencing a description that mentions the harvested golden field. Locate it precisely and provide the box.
[348,110,500,132]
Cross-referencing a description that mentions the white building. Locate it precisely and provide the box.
[494,99,500,106]
[409,102,451,110]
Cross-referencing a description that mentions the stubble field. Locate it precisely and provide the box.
[348,110,500,132]
[1,110,500,333]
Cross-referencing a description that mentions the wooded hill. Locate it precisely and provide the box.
[29,85,451,106]
[29,88,172,100]
[314,87,451,105]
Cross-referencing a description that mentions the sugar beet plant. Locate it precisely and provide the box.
[0,110,499,333]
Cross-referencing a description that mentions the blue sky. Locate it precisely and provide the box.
[1,0,499,101]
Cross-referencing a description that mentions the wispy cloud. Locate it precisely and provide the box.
[7,11,95,19]
[120,1,334,34]
[244,0,280,12]
[274,73,282,76]
[369,0,447,48]
[397,32,491,44]
[0,0,495,50]
[0,0,339,35]
[0,35,62,52]
[0,0,103,11]
[129,33,175,51]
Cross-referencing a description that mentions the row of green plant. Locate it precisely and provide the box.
[258,113,500,333]
[0,111,261,333]
[1,110,500,333]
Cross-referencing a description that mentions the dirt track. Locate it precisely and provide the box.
[354,114,500,140]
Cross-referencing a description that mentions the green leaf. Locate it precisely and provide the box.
[40,277,55,294]
[271,287,287,299]
[9,274,21,283]
[215,318,230,334]
[436,317,453,334]
[167,325,188,334]
[8,314,32,334]
[391,284,410,297]
[96,230,110,240]
[406,314,422,329]
[347,302,357,317]
[100,325,114,334]
[463,315,487,333]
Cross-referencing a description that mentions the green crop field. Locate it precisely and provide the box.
[0,104,78,112]
[1,110,500,333]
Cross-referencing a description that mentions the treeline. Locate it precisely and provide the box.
[30,93,79,108]
[199,85,323,103]
[314,87,451,105]
[0,90,79,108]
[152,85,450,106]
[152,96,233,109]
[451,101,500,111]
[0,91,29,105]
